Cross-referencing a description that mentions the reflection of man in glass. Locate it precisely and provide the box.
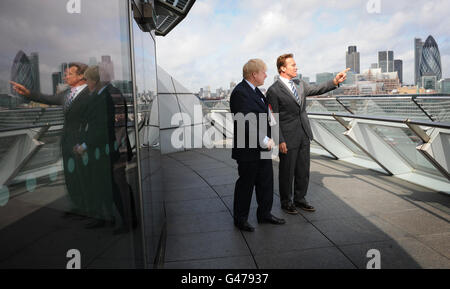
[81,66,137,233]
[10,63,91,217]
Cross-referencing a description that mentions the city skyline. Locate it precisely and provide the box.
[157,0,450,92]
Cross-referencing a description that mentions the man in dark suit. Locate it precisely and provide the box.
[266,54,349,215]
[80,65,137,233]
[230,59,285,232]
[10,62,91,216]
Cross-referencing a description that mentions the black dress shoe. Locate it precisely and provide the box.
[281,204,298,215]
[294,202,316,212]
[61,211,86,220]
[258,214,286,225]
[234,221,255,232]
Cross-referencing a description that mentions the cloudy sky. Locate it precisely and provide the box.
[157,0,450,92]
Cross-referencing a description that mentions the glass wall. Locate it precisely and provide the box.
[0,0,145,268]
[131,15,163,266]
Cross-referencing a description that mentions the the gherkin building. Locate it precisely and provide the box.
[419,35,442,80]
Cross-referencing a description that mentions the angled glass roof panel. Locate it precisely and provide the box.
[172,77,192,94]
[157,65,176,94]
[158,93,181,129]
[177,94,203,125]
[160,128,184,154]
[415,97,450,122]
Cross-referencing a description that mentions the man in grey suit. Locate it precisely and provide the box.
[266,53,349,215]
[10,62,92,217]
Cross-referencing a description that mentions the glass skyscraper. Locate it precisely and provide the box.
[419,35,442,82]
[378,51,394,73]
[394,59,403,84]
[415,38,425,86]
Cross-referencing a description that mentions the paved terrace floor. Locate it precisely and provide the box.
[162,148,450,269]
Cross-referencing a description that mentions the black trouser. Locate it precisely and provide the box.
[279,133,311,207]
[233,159,273,224]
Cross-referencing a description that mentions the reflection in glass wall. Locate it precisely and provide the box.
[132,18,163,266]
[0,0,144,268]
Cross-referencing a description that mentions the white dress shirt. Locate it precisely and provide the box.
[279,75,297,96]
[70,84,88,102]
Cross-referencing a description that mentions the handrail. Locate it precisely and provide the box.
[0,122,134,133]
[0,123,63,133]
[0,107,63,113]
[308,112,450,129]
[306,95,450,101]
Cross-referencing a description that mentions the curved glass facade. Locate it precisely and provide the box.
[0,0,164,268]
[419,35,442,80]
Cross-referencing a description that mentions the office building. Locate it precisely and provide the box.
[419,35,442,84]
[378,50,394,73]
[346,46,360,73]
[415,38,425,85]
[316,72,334,85]
[422,74,438,90]
[438,78,450,94]
[29,52,41,93]
[99,55,115,81]
[51,72,62,95]
[394,59,403,84]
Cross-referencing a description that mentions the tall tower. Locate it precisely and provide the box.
[346,46,360,73]
[99,55,115,81]
[419,35,442,82]
[29,52,40,93]
[394,59,403,84]
[415,38,425,85]
[378,51,394,73]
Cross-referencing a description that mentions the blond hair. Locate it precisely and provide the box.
[84,65,100,84]
[243,59,267,80]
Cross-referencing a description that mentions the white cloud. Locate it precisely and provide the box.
[156,0,450,92]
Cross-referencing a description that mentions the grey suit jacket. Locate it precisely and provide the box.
[266,77,337,148]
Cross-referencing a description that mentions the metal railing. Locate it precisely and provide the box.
[306,95,450,123]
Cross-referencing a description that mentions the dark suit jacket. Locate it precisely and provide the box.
[230,80,270,162]
[266,78,337,148]
[28,86,91,158]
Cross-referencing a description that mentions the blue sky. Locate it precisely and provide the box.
[157,0,450,92]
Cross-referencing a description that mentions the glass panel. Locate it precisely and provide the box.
[316,120,370,159]
[178,94,203,125]
[416,97,450,122]
[160,128,184,154]
[172,77,193,94]
[156,66,176,94]
[132,20,162,266]
[310,140,334,158]
[339,98,430,121]
[368,124,440,175]
[306,99,347,113]
[159,94,181,129]
[0,0,143,268]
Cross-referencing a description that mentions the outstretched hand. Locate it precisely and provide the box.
[9,81,31,96]
[333,68,351,86]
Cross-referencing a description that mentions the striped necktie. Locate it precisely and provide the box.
[289,80,300,103]
[66,87,77,108]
